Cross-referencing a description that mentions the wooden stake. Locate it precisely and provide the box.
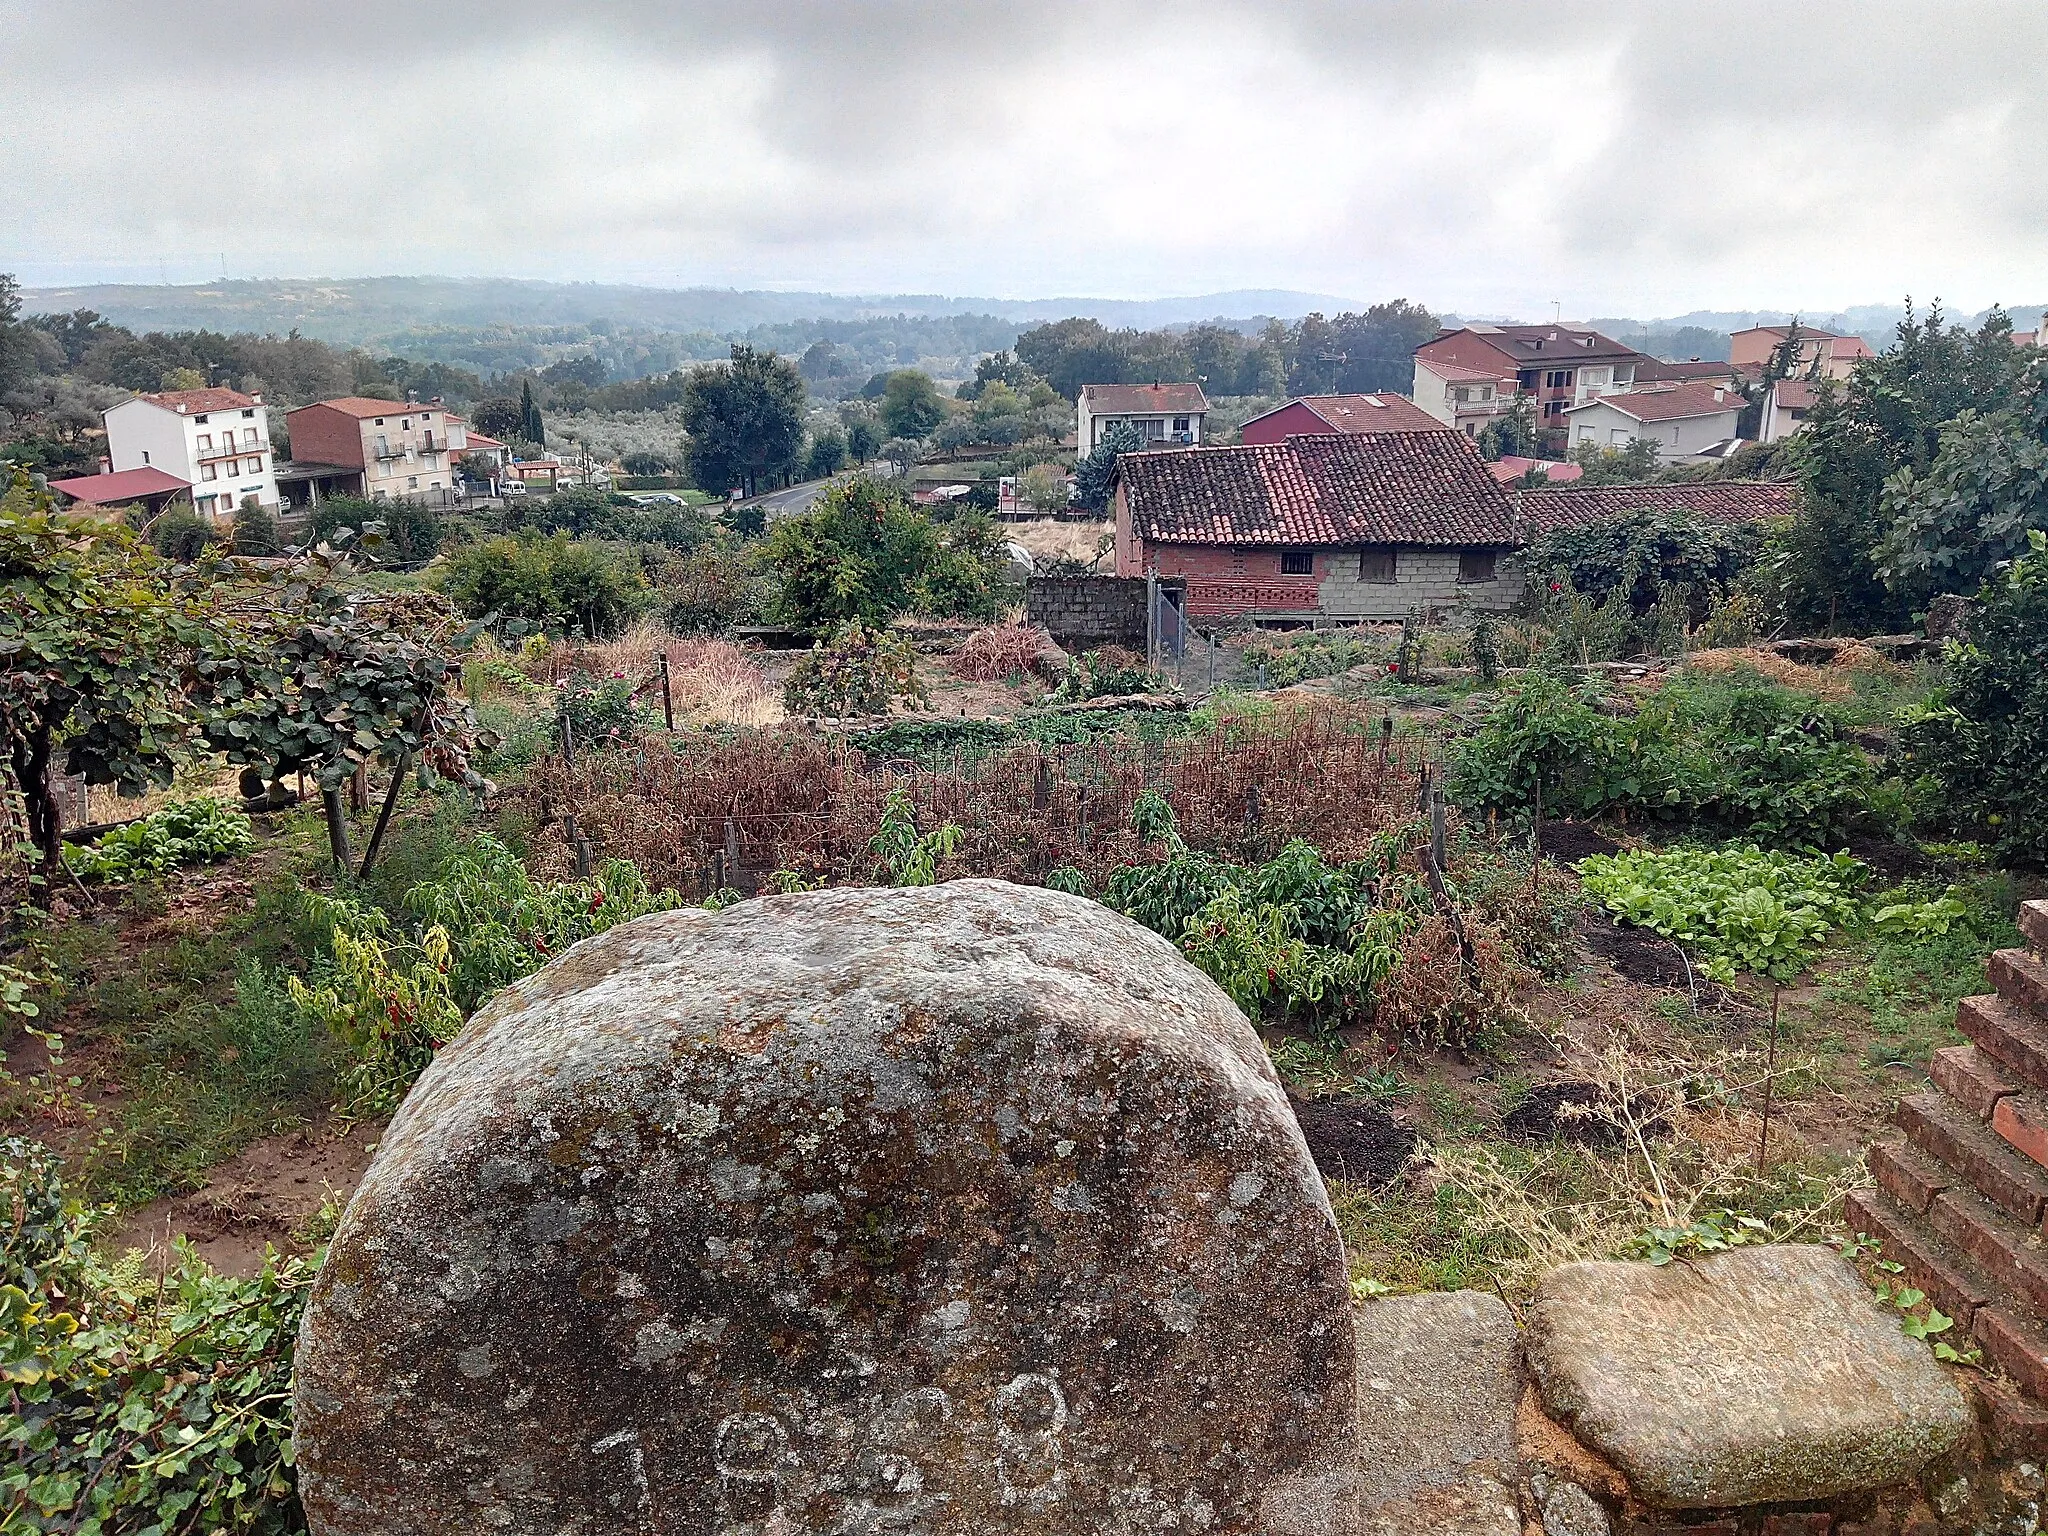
[658,651,675,731]
[357,752,412,879]
[321,787,352,872]
[1757,984,1782,1174]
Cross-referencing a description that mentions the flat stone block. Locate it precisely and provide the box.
[1352,1290,1522,1533]
[1526,1244,1971,1510]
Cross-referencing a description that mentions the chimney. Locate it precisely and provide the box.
[251,393,263,405]
[1713,387,1725,402]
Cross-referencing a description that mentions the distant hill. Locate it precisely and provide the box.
[16,277,1364,350]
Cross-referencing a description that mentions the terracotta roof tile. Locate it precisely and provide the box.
[1296,394,1451,434]
[295,396,437,419]
[1567,380,1741,423]
[1081,382,1208,414]
[1118,432,1517,548]
[47,466,192,503]
[135,387,258,414]
[1520,481,1796,535]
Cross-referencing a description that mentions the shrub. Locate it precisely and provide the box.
[2,1138,312,1535]
[783,620,930,717]
[149,506,215,561]
[659,540,774,634]
[1239,629,1375,687]
[1451,669,1877,845]
[1056,647,1161,700]
[1524,508,1763,619]
[63,797,255,881]
[763,476,1009,632]
[1900,529,2048,862]
[559,672,645,749]
[439,533,654,638]
[232,499,282,555]
[950,621,1054,682]
[309,495,442,563]
[506,488,715,550]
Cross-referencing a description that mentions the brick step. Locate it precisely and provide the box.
[1898,1090,2048,1228]
[2021,899,2048,957]
[1993,1089,2048,1172]
[1956,997,2048,1096]
[1931,1040,2018,1118]
[1844,1186,1998,1327]
[1925,1178,2048,1316]
[1843,1188,2048,1401]
[1993,947,2048,1019]
[1871,1137,1953,1213]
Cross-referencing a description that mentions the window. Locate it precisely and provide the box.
[1609,428,1629,445]
[241,409,254,418]
[243,428,258,446]
[1517,370,1539,390]
[374,417,385,426]
[1544,400,1564,417]
[1577,426,1594,443]
[1546,370,1573,389]
[1458,549,1497,584]
[195,415,209,425]
[201,462,217,481]
[1464,423,1477,437]
[407,476,418,489]
[1280,549,1315,576]
[1172,417,1188,431]
[196,433,212,451]
[1359,547,1396,583]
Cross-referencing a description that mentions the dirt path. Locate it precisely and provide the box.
[111,1114,387,1278]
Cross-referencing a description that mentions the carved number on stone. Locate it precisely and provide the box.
[993,1373,1067,1507]
[715,1412,792,1525]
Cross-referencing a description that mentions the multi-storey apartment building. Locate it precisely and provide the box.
[101,387,279,522]
[1411,325,1655,449]
[283,397,469,505]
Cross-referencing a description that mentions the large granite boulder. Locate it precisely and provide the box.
[1351,1290,1524,1535]
[1525,1244,1971,1509]
[294,879,1358,1535]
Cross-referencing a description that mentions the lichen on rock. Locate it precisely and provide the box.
[294,879,1358,1535]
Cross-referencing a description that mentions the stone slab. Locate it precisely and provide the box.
[1525,1244,1971,1510]
[1351,1290,1523,1534]
[294,880,1359,1536]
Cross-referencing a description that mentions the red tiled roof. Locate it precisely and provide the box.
[1420,325,1649,368]
[1414,358,1512,383]
[1825,336,1874,359]
[1081,382,1208,414]
[1488,457,1582,484]
[1519,481,1796,536]
[1773,378,1818,410]
[47,466,192,504]
[1117,432,1517,548]
[135,387,258,414]
[1567,380,1741,423]
[294,396,434,419]
[1296,394,1450,434]
[461,430,506,448]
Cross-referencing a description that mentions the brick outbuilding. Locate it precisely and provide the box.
[1111,432,1520,624]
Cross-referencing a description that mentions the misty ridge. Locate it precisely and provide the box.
[24,275,2046,387]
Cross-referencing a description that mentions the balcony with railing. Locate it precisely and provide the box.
[198,440,265,463]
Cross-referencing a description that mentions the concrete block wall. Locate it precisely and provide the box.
[1320,548,1522,620]
[1025,576,1152,650]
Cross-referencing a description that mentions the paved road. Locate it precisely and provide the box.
[742,476,836,521]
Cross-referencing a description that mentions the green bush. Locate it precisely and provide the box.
[438,533,654,638]
[149,507,216,561]
[231,499,282,555]
[1524,507,1763,624]
[63,797,255,881]
[1055,649,1162,700]
[505,488,716,550]
[658,540,774,634]
[1577,845,1870,981]
[1,1138,311,1534]
[559,672,645,749]
[309,495,443,564]
[1900,530,2048,862]
[1450,669,1878,845]
[783,620,930,718]
[762,475,1008,633]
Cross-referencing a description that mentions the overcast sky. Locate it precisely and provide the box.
[4,0,2045,317]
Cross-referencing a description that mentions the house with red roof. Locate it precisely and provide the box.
[1412,325,1655,448]
[1518,481,1797,537]
[1111,432,1519,622]
[1562,381,1743,464]
[1238,393,1450,446]
[1077,382,1208,456]
[1729,324,1873,382]
[1758,377,1822,444]
[102,386,278,523]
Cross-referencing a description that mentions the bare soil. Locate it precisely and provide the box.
[113,1116,385,1278]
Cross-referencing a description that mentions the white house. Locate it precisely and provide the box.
[1076,382,1208,455]
[1563,381,1742,464]
[103,387,279,522]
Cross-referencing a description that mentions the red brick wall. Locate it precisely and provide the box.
[285,406,369,469]
[1239,402,1333,446]
[1139,541,1320,617]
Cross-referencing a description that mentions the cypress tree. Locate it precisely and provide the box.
[519,379,545,447]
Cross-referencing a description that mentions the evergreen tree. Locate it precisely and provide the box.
[681,345,807,497]
[518,379,546,447]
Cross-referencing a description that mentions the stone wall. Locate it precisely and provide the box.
[1024,574,1154,651]
[1318,547,1522,622]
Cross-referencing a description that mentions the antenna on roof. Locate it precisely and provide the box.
[1552,301,1562,324]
